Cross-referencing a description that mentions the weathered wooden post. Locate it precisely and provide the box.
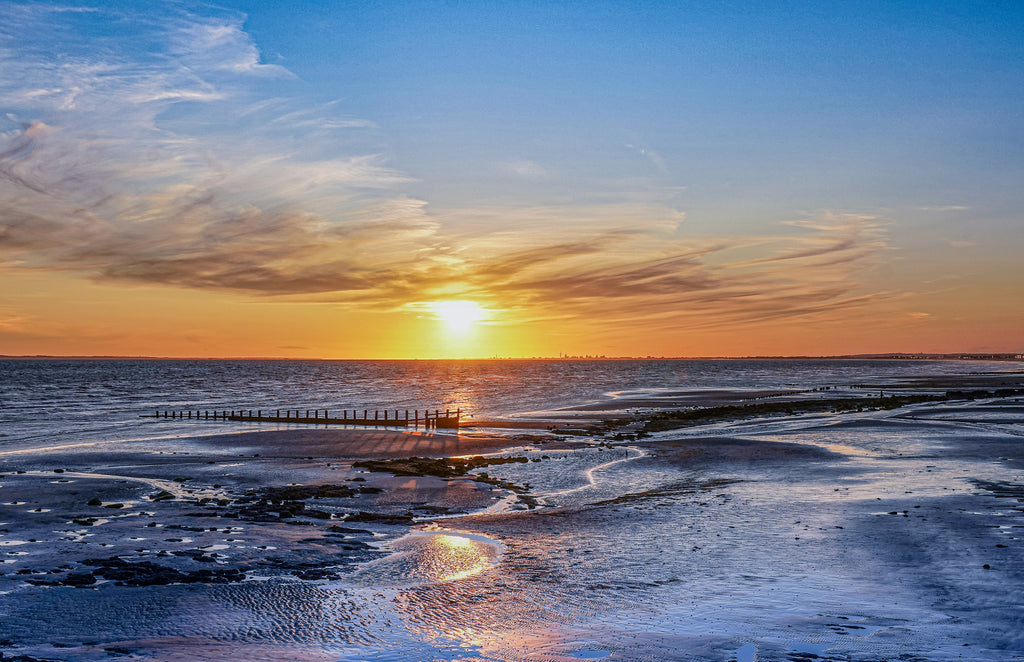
[375,410,379,421]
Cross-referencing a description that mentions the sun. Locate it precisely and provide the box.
[432,300,486,332]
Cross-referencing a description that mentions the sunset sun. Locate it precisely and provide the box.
[431,300,486,333]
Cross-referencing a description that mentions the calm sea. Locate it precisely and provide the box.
[0,358,1018,451]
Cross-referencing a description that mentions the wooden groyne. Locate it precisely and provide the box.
[143,408,461,429]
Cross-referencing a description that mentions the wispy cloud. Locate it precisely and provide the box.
[917,205,969,212]
[0,2,426,295]
[0,3,896,337]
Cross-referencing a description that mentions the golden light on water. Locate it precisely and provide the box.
[422,533,491,582]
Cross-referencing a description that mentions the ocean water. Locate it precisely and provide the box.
[0,357,1017,450]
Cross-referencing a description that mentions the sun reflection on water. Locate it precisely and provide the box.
[352,530,502,587]
[410,533,492,582]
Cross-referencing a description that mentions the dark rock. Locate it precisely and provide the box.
[61,572,97,587]
[344,511,415,525]
[81,557,244,586]
[294,568,341,581]
[104,647,135,656]
[87,497,102,506]
[263,484,357,501]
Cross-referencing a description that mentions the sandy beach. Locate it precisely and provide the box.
[1,379,1022,661]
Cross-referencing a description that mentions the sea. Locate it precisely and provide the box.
[2,357,1019,450]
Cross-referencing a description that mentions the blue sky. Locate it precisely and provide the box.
[0,0,1022,356]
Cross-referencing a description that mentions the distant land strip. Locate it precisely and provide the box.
[631,389,1024,435]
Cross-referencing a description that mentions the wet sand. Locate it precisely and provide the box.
[0,392,1022,661]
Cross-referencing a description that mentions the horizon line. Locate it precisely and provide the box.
[2,353,1022,362]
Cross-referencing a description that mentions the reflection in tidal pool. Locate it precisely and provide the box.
[350,531,503,587]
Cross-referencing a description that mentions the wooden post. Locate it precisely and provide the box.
[405,409,409,424]
[364,409,368,421]
[375,410,379,421]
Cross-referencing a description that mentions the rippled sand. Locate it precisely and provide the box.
[1,396,1023,661]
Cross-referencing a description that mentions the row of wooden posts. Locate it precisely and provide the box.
[148,408,461,429]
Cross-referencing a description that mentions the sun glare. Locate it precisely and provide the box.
[432,300,486,332]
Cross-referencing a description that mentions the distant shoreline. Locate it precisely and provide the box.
[3,353,1023,362]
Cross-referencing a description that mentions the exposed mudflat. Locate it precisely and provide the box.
[1,396,1022,661]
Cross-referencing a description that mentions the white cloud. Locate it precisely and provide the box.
[507,160,546,177]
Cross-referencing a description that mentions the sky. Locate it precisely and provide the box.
[0,0,1022,359]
